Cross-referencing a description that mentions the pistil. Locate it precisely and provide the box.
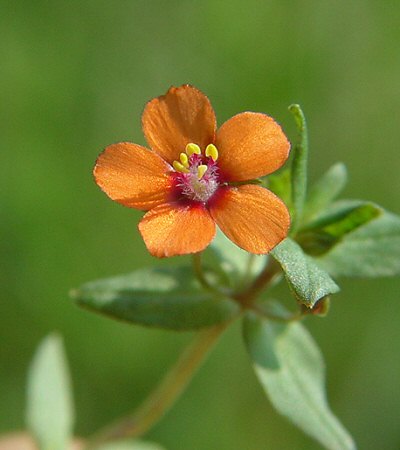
[172,143,220,203]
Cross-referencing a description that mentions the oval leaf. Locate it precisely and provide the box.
[26,334,74,450]
[243,312,356,450]
[317,209,400,277]
[71,267,240,330]
[271,238,339,307]
[298,201,381,256]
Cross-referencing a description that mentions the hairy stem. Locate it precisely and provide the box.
[85,322,230,449]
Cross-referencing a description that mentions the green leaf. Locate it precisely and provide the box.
[208,229,265,286]
[243,312,356,450]
[302,163,348,223]
[298,201,381,256]
[26,334,74,450]
[304,200,379,229]
[317,209,400,277]
[289,104,309,232]
[97,439,165,450]
[266,168,292,211]
[271,238,339,307]
[71,266,240,330]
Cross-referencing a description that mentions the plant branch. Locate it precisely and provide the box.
[192,252,231,296]
[85,322,231,449]
[234,257,282,308]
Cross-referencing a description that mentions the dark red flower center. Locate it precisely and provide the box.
[172,143,220,203]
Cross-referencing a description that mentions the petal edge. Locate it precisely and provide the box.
[216,112,290,181]
[209,185,290,254]
[139,202,216,257]
[94,142,172,211]
[142,85,217,163]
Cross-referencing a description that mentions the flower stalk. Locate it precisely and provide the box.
[85,321,230,449]
[234,257,282,308]
[85,250,286,448]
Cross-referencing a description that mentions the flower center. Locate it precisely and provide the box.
[172,143,220,203]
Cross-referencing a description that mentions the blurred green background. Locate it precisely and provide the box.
[2,0,400,449]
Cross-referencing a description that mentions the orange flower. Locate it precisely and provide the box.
[94,85,291,257]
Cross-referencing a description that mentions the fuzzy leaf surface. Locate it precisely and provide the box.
[289,104,309,231]
[71,267,240,330]
[243,312,356,450]
[271,238,339,307]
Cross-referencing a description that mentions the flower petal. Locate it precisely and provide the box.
[139,202,216,257]
[142,85,217,164]
[209,185,290,254]
[94,142,172,210]
[216,112,290,181]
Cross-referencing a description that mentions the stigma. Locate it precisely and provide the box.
[172,143,220,203]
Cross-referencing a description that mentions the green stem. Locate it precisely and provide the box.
[85,250,287,448]
[234,257,281,308]
[192,252,230,296]
[192,252,214,291]
[85,322,230,449]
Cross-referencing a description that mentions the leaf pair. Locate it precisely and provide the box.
[70,261,355,450]
[276,105,400,280]
[68,103,400,450]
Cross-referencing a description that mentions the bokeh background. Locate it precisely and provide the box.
[2,1,400,449]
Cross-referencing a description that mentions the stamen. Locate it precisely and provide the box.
[173,160,189,173]
[205,144,218,161]
[179,152,189,168]
[173,142,219,202]
[197,164,208,180]
[186,143,201,156]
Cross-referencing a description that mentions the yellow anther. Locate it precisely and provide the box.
[197,164,208,180]
[173,160,189,173]
[186,143,201,156]
[205,144,219,161]
[179,152,189,168]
